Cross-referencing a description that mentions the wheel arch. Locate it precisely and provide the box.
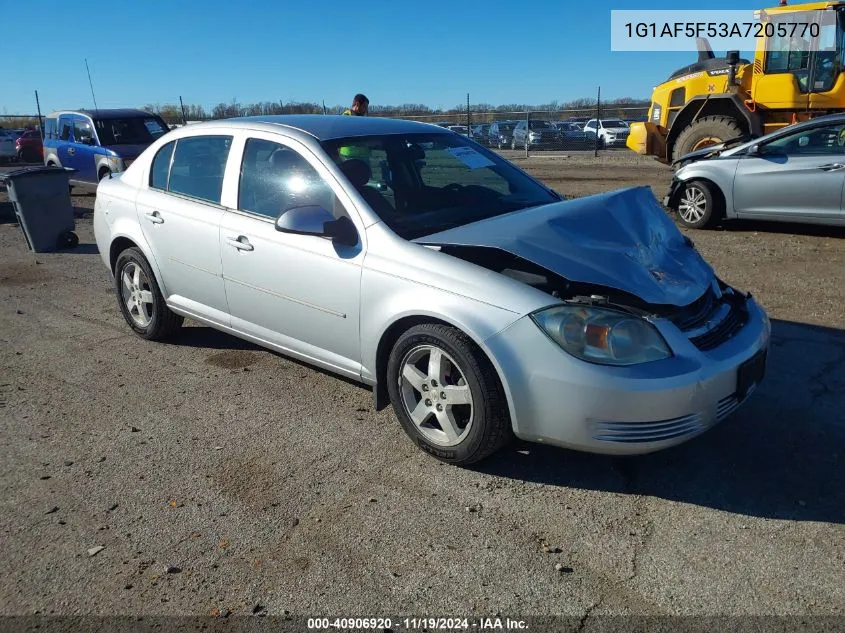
[371,313,519,434]
[667,95,762,159]
[107,228,169,297]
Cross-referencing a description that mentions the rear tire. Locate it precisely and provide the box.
[387,323,512,465]
[672,115,744,162]
[677,180,723,229]
[114,247,183,340]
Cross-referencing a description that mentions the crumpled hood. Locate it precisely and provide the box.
[414,186,715,307]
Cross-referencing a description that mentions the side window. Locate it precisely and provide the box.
[765,12,812,85]
[238,138,339,218]
[150,141,175,190]
[73,119,94,144]
[168,135,232,204]
[586,119,596,128]
[59,118,72,141]
[45,118,57,140]
[762,123,845,156]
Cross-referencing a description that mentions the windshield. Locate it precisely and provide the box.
[529,121,553,129]
[602,119,627,128]
[321,133,560,240]
[94,116,168,146]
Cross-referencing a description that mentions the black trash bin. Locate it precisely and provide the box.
[1,166,78,252]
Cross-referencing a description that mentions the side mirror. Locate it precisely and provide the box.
[747,143,761,156]
[275,205,358,246]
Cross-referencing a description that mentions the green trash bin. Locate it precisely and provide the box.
[1,166,78,253]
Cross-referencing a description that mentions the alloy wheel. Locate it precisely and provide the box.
[398,344,474,447]
[120,262,154,328]
[679,186,707,224]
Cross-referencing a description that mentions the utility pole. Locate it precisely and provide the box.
[594,86,601,157]
[34,90,43,137]
[467,93,470,134]
[85,59,99,112]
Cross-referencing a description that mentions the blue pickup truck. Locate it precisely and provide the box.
[42,109,170,187]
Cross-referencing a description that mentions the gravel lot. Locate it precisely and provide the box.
[1,153,843,622]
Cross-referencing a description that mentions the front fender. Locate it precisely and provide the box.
[360,267,524,429]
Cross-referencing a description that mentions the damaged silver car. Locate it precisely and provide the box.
[94,116,770,465]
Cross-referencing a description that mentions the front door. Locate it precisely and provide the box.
[67,116,98,183]
[219,135,363,376]
[56,115,74,168]
[733,121,845,221]
[136,135,234,325]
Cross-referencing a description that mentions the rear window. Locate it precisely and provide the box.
[167,135,232,204]
[94,116,168,146]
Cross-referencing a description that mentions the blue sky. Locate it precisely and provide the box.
[5,0,766,114]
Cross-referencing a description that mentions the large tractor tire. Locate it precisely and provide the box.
[671,115,744,162]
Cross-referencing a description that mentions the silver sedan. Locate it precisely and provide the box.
[666,113,845,229]
[94,115,769,465]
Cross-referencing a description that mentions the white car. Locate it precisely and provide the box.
[0,130,17,162]
[92,115,769,465]
[583,119,630,148]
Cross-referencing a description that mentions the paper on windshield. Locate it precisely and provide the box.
[446,147,495,170]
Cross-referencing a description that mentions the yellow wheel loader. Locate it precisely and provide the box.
[627,1,845,162]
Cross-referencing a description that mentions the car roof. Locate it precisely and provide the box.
[46,108,158,119]
[218,115,449,141]
[721,111,845,157]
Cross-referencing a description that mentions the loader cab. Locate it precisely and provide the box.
[751,5,845,110]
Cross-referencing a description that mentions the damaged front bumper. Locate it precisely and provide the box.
[663,176,684,209]
[485,293,770,455]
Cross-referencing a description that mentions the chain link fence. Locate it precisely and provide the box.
[372,106,648,154]
[2,103,649,157]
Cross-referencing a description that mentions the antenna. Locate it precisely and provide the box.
[85,59,99,112]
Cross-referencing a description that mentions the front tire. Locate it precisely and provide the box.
[387,323,512,465]
[114,247,183,340]
[672,115,744,162]
[677,180,723,229]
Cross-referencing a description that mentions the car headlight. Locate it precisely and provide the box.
[107,155,123,171]
[532,305,672,366]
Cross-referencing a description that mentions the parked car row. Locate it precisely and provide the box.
[457,117,634,150]
[0,127,44,163]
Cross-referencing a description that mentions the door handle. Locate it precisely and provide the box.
[144,211,164,224]
[226,236,254,251]
[816,163,845,171]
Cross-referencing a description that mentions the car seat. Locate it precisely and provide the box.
[339,159,394,217]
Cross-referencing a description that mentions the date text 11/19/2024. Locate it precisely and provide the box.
[307,617,529,630]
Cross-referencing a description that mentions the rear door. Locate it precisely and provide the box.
[136,134,235,325]
[732,121,845,221]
